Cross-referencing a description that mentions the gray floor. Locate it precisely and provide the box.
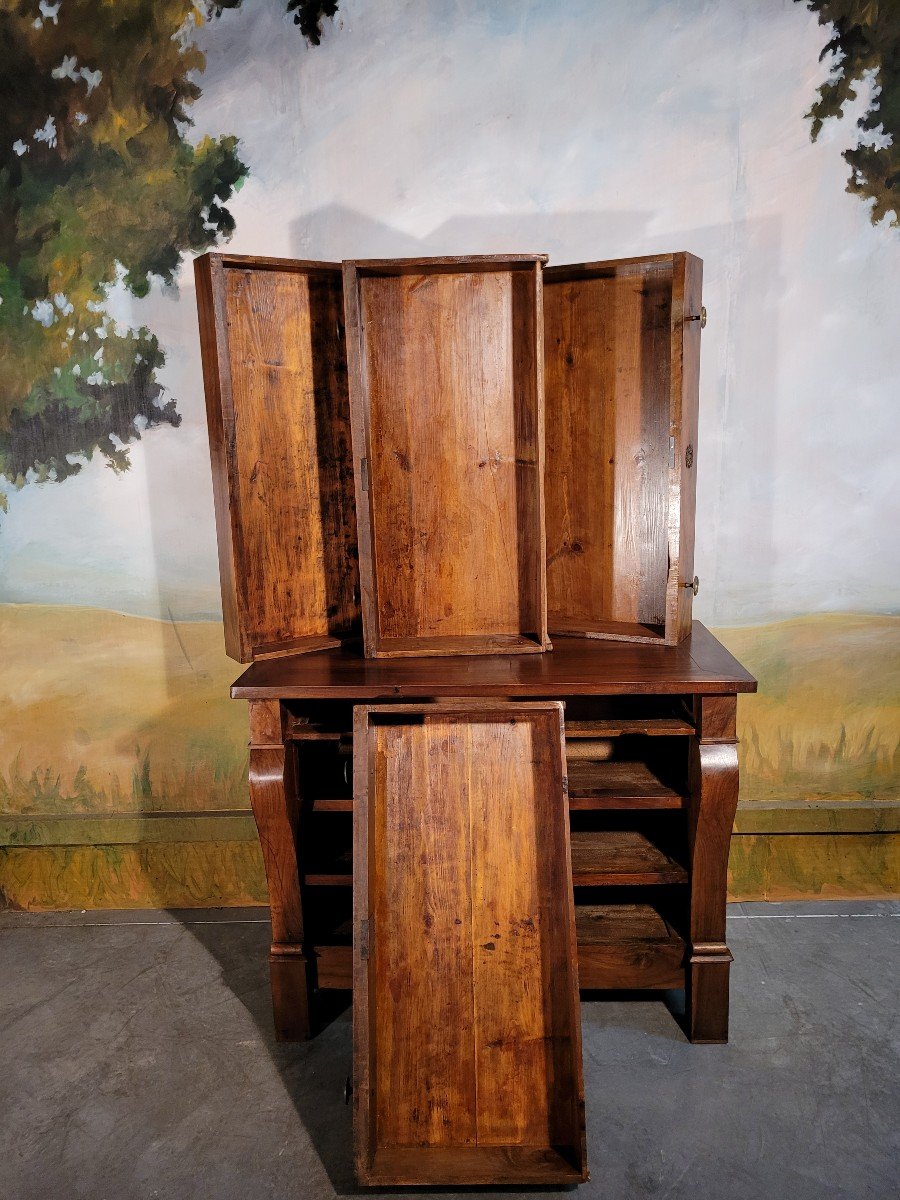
[1,902,897,1200]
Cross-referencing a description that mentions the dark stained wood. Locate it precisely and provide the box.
[314,943,353,990]
[669,253,703,642]
[195,252,359,662]
[566,759,685,808]
[247,700,311,1040]
[232,623,758,699]
[353,702,586,1186]
[343,255,550,659]
[694,693,738,741]
[686,736,740,1043]
[687,952,733,1044]
[570,829,687,885]
[566,717,695,737]
[543,253,703,645]
[576,904,685,989]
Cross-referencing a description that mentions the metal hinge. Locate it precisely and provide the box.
[359,918,370,961]
[687,306,707,328]
[360,456,369,493]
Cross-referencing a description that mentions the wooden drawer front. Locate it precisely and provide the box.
[352,701,586,1186]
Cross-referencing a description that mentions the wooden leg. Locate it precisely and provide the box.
[686,948,733,1044]
[686,697,740,1044]
[249,700,313,1041]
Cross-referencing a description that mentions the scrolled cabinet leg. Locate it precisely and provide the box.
[248,700,313,1041]
[686,704,740,1044]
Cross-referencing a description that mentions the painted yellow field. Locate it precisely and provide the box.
[0,604,247,814]
[0,605,897,816]
[717,613,899,803]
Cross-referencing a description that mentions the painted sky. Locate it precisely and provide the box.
[0,0,897,624]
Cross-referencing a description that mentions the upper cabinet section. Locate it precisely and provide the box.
[195,253,360,663]
[343,255,551,659]
[543,253,703,645]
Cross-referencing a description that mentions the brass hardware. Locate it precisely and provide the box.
[683,576,700,596]
[685,443,694,469]
[688,306,707,329]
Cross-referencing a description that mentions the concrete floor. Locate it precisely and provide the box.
[1,902,897,1200]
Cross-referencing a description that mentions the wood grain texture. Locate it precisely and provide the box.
[195,253,359,662]
[314,903,687,993]
[576,904,685,990]
[686,730,740,1043]
[669,253,703,642]
[231,624,758,699]
[344,256,550,659]
[353,702,585,1186]
[570,829,687,885]
[544,253,703,645]
[566,759,685,808]
[248,701,311,1039]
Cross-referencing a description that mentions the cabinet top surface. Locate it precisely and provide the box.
[230,623,757,700]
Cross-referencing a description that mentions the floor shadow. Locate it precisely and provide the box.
[173,908,359,1195]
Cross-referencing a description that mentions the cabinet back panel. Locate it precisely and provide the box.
[350,262,547,654]
[544,264,672,633]
[354,704,585,1183]
[216,265,358,655]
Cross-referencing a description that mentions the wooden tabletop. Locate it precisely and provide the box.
[231,623,756,700]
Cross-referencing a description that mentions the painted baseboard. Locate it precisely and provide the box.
[1,803,897,910]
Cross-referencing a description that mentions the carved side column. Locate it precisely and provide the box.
[686,694,740,1043]
[248,699,313,1040]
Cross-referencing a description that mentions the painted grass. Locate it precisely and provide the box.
[0,604,248,815]
[0,605,896,815]
[715,613,899,803]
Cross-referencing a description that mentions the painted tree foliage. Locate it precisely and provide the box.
[801,0,899,226]
[0,0,338,504]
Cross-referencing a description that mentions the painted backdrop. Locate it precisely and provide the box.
[1,0,897,907]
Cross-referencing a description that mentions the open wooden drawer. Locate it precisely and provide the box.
[543,252,703,645]
[352,701,586,1186]
[344,255,551,658]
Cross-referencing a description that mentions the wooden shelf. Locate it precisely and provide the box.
[566,760,685,810]
[575,903,685,989]
[565,718,694,738]
[306,829,687,888]
[309,758,684,813]
[310,797,353,812]
[304,848,352,886]
[570,829,686,885]
[313,905,686,992]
